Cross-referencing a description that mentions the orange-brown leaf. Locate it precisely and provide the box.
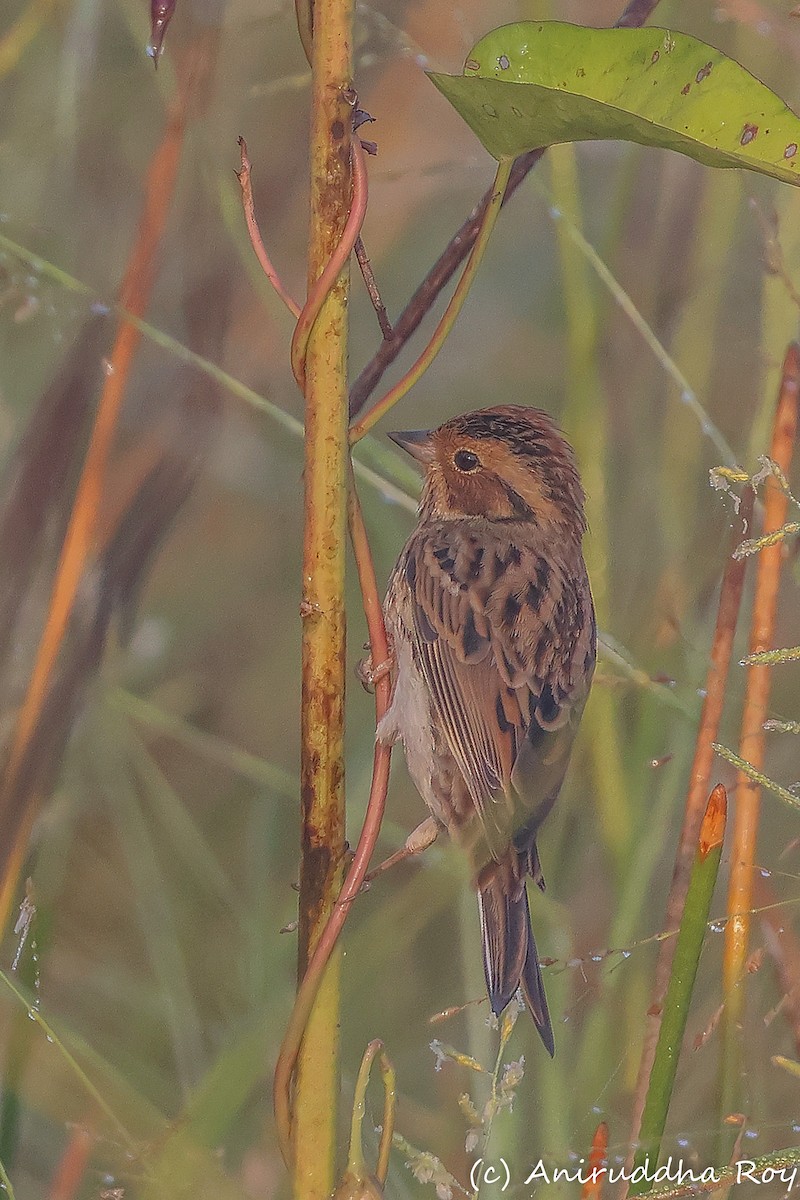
[700,784,727,859]
[582,1121,609,1200]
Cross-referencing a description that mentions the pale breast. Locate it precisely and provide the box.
[377,566,454,829]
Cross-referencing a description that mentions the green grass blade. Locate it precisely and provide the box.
[631,785,727,1189]
[0,887,44,1170]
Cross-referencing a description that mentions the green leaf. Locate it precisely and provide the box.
[429,22,800,186]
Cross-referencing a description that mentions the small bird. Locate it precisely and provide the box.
[377,405,596,1055]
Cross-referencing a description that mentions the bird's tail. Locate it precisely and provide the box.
[477,871,554,1057]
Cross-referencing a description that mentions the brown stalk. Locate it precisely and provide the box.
[0,35,217,932]
[354,236,393,339]
[627,488,754,1151]
[248,13,389,1184]
[721,341,800,1109]
[347,0,665,418]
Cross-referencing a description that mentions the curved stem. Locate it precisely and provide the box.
[273,466,392,1166]
[291,135,369,391]
[348,156,513,444]
[375,1046,396,1186]
[237,137,301,319]
[347,0,665,420]
[295,0,314,66]
[345,1039,396,1186]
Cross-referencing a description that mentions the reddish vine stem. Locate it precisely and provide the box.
[273,467,392,1165]
[237,137,301,319]
[291,134,369,390]
[347,0,665,419]
[237,134,367,351]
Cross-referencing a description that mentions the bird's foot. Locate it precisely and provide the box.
[365,816,440,882]
[356,645,394,693]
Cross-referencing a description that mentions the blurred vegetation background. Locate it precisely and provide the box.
[1,0,800,1195]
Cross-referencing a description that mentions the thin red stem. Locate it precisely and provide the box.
[291,135,369,390]
[237,137,302,319]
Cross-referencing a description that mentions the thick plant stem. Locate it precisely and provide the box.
[273,471,393,1171]
[720,342,799,1133]
[294,1,354,1196]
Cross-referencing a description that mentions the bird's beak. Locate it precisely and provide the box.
[387,428,436,464]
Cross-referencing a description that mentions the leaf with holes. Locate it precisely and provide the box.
[429,22,800,186]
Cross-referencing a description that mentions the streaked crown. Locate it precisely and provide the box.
[390,405,586,536]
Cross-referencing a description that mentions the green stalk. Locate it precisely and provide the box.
[348,155,513,443]
[293,0,354,1195]
[631,785,727,1192]
[0,884,43,1171]
[547,143,631,873]
[334,1039,396,1199]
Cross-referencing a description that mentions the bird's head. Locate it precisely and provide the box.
[389,405,586,536]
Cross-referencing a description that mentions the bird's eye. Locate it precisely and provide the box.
[453,449,481,473]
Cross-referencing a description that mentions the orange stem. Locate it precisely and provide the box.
[237,137,302,319]
[722,341,799,1079]
[48,1127,93,1200]
[0,54,202,915]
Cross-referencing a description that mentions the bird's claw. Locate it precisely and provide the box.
[356,650,394,692]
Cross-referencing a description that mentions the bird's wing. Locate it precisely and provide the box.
[404,521,595,866]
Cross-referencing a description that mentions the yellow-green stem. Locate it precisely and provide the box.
[341,1040,396,1188]
[294,0,354,1195]
[349,156,514,443]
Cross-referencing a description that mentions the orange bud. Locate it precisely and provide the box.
[699,785,727,859]
[582,1120,609,1200]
